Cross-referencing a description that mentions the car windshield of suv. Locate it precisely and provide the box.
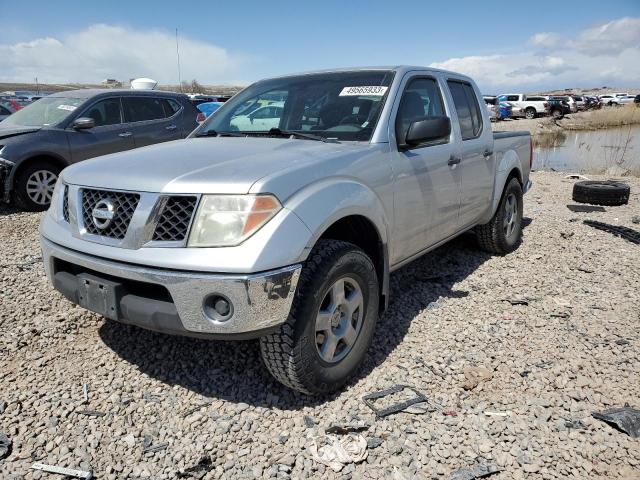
[2,96,85,127]
[198,70,395,141]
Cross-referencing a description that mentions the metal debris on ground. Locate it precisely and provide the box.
[31,463,92,479]
[303,415,316,428]
[566,204,606,213]
[0,432,12,459]
[177,456,213,478]
[143,392,163,403]
[450,463,501,480]
[565,174,590,180]
[309,433,368,472]
[504,298,529,306]
[76,410,106,417]
[583,220,640,245]
[325,421,370,435]
[144,442,169,453]
[182,401,212,418]
[592,406,640,438]
[362,385,428,418]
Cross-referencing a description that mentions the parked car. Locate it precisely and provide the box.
[584,96,601,110]
[548,95,577,112]
[0,102,17,122]
[190,94,232,107]
[599,94,621,106]
[0,98,26,111]
[0,89,200,210]
[229,102,284,131]
[618,95,636,105]
[40,66,532,394]
[497,94,548,119]
[571,95,586,110]
[196,101,224,120]
[634,94,640,104]
[546,97,571,118]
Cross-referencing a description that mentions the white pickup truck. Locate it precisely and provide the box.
[40,66,532,394]
[498,94,549,119]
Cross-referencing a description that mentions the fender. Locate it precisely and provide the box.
[285,177,391,307]
[478,149,522,225]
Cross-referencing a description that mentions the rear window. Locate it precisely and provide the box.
[527,96,545,101]
[123,97,167,122]
[162,99,182,116]
[447,81,483,141]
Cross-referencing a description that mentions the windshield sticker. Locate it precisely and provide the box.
[57,105,77,111]
[339,86,388,97]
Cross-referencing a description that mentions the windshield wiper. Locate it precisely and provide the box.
[267,128,339,143]
[195,130,246,138]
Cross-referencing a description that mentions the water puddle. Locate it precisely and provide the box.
[533,125,640,176]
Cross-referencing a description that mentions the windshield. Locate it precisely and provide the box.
[197,70,395,141]
[2,96,84,127]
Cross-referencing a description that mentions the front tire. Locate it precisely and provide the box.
[260,240,379,395]
[14,161,61,211]
[476,178,524,254]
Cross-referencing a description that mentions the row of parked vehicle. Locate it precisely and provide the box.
[484,92,640,121]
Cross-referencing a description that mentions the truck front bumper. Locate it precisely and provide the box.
[41,237,301,339]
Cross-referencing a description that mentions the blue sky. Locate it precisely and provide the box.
[1,0,639,91]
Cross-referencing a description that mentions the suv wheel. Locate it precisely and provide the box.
[476,177,523,254]
[525,108,536,119]
[14,161,61,211]
[260,240,379,395]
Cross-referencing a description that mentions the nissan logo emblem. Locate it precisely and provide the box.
[91,198,116,230]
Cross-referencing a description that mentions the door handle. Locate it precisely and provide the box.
[166,125,177,131]
[483,149,493,158]
[448,156,461,166]
[118,132,132,138]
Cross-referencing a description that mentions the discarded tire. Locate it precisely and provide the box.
[572,180,630,206]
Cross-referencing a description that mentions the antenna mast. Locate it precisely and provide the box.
[176,28,183,92]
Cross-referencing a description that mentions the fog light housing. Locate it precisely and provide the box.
[203,294,233,322]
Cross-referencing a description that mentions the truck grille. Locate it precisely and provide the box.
[62,185,70,223]
[81,188,140,239]
[152,196,198,242]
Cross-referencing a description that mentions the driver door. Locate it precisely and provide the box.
[67,97,135,162]
[390,75,461,264]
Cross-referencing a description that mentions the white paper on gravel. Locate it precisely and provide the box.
[309,433,368,472]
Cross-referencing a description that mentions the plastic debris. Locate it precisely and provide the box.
[309,433,367,472]
[325,421,370,435]
[443,410,458,417]
[76,410,106,417]
[566,204,606,213]
[450,463,501,480]
[592,406,640,438]
[463,367,493,390]
[177,456,213,478]
[484,411,511,417]
[565,419,586,430]
[362,385,427,417]
[32,463,92,479]
[0,432,12,459]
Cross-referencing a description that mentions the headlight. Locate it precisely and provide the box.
[187,194,281,247]
[48,179,65,218]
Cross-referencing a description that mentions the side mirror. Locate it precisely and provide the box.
[72,117,95,130]
[403,116,451,149]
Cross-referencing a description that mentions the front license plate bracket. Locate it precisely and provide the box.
[77,273,123,320]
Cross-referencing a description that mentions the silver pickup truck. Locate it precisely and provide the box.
[40,66,531,394]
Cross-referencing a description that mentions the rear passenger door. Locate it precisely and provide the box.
[446,80,494,226]
[122,96,183,148]
[67,97,136,162]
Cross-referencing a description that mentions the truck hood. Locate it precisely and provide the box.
[62,137,364,194]
[0,126,41,140]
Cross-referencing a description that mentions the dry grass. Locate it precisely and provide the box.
[559,104,640,130]
[532,129,567,149]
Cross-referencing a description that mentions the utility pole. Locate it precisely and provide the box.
[176,28,183,93]
[35,77,40,94]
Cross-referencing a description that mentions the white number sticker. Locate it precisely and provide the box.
[339,86,388,97]
[57,105,77,111]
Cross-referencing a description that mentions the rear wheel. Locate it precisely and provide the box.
[551,108,563,119]
[14,161,61,211]
[260,240,379,395]
[525,107,536,119]
[476,178,524,254]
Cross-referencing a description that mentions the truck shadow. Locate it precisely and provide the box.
[99,220,532,409]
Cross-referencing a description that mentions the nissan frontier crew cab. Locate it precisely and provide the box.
[40,66,532,395]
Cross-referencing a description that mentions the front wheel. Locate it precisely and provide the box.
[476,178,524,254]
[14,161,61,211]
[260,240,379,395]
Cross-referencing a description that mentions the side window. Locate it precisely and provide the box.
[82,98,122,127]
[123,97,167,123]
[162,99,181,117]
[507,95,519,101]
[447,81,483,140]
[395,77,445,145]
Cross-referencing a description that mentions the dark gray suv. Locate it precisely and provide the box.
[0,89,201,210]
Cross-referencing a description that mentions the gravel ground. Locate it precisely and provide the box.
[1,171,639,479]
